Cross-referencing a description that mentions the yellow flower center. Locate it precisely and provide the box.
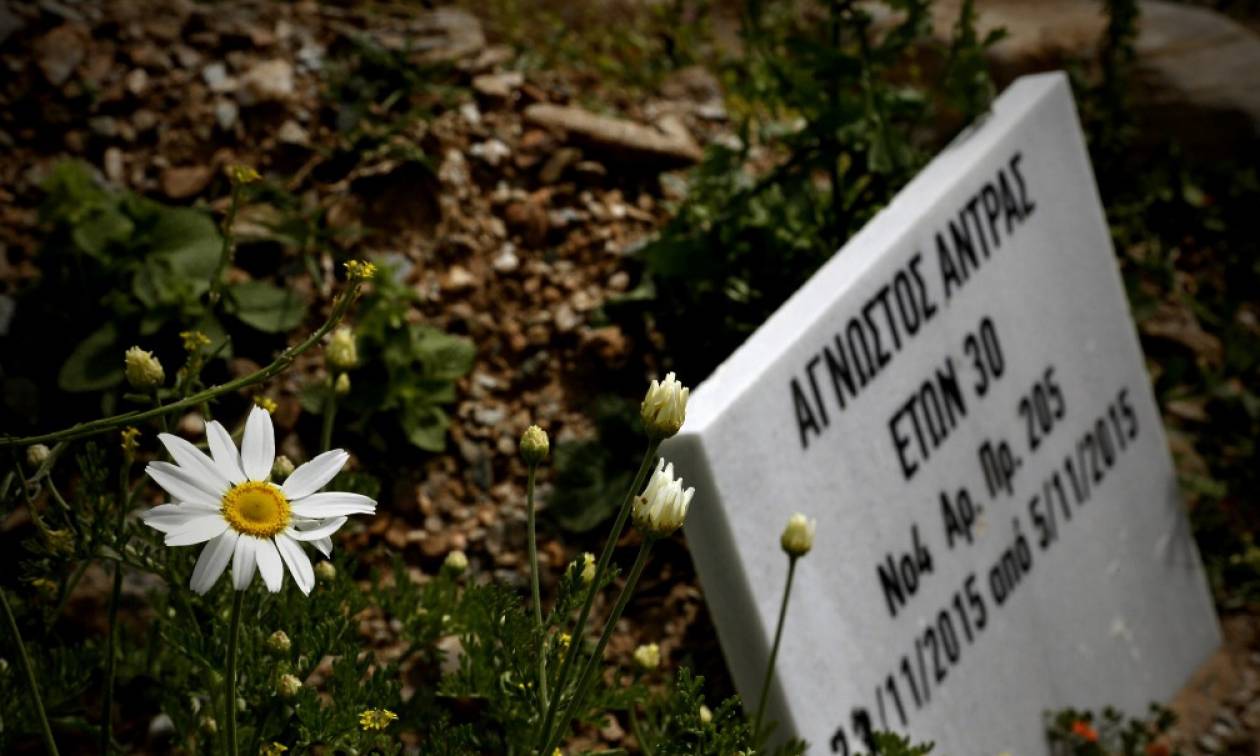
[221,481,290,538]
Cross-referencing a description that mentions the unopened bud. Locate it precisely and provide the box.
[344,260,377,281]
[519,425,549,465]
[315,561,336,582]
[228,164,261,186]
[633,642,660,671]
[254,396,277,414]
[641,372,688,440]
[199,716,218,735]
[443,550,468,574]
[780,513,816,558]
[272,455,295,480]
[699,704,713,724]
[266,630,291,655]
[579,552,595,584]
[25,444,50,468]
[277,673,302,699]
[334,372,351,395]
[121,427,140,458]
[44,529,74,557]
[326,327,358,371]
[125,346,165,390]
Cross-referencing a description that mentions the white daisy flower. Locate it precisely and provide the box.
[140,406,375,595]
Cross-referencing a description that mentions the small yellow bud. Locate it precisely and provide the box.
[443,550,468,574]
[344,259,377,281]
[558,632,571,650]
[315,561,336,582]
[358,708,398,731]
[633,642,660,671]
[580,552,595,584]
[272,455,295,480]
[266,630,291,655]
[780,513,816,558]
[259,743,287,756]
[699,704,713,724]
[121,427,140,458]
[276,673,302,699]
[179,330,211,353]
[519,425,549,465]
[227,164,261,186]
[44,529,74,557]
[632,459,694,537]
[25,444,51,468]
[124,346,165,390]
[334,372,351,395]
[326,327,359,371]
[254,396,277,414]
[641,372,688,440]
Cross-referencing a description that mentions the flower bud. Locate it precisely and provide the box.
[344,260,377,281]
[519,425,549,465]
[180,330,211,353]
[44,528,75,557]
[632,459,694,537]
[334,373,351,395]
[25,444,50,468]
[198,716,218,735]
[315,561,336,582]
[124,346,165,390]
[0,658,10,675]
[121,427,140,458]
[254,396,277,414]
[228,164,261,186]
[640,372,688,440]
[633,642,660,671]
[780,513,816,558]
[272,455,295,480]
[326,327,358,372]
[579,552,595,584]
[266,630,291,655]
[277,673,302,699]
[260,743,288,756]
[557,632,571,650]
[699,704,713,724]
[443,550,468,574]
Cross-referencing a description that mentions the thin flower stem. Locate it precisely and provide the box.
[320,383,337,453]
[629,706,654,756]
[0,285,363,449]
[0,586,60,756]
[207,184,242,310]
[525,464,548,708]
[225,590,245,756]
[542,538,654,754]
[534,440,659,750]
[752,555,798,743]
[100,457,133,754]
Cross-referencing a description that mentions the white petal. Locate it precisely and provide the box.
[165,514,230,547]
[190,530,239,595]
[158,433,230,495]
[205,420,246,484]
[140,502,218,534]
[146,462,222,508]
[282,450,349,500]
[312,537,333,557]
[240,406,275,481]
[286,517,348,542]
[255,537,284,592]
[289,492,376,518]
[232,536,258,590]
[275,534,314,595]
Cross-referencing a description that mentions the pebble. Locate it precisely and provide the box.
[444,265,477,292]
[1197,733,1223,753]
[103,147,124,183]
[214,100,239,131]
[469,139,511,167]
[473,404,507,427]
[202,61,235,92]
[492,244,520,273]
[239,59,294,104]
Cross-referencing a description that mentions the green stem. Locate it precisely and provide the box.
[100,456,133,754]
[0,285,363,449]
[225,590,245,756]
[207,185,242,311]
[543,539,654,754]
[525,464,548,708]
[629,705,654,756]
[0,587,60,756]
[752,555,797,743]
[534,440,659,751]
[320,383,337,453]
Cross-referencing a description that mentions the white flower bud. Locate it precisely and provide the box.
[25,444,50,468]
[519,425,549,465]
[632,458,694,537]
[124,346,165,390]
[633,642,660,671]
[326,327,358,371]
[780,513,816,558]
[272,455,295,480]
[699,704,713,724]
[277,673,302,699]
[443,550,468,574]
[315,561,336,582]
[266,630,291,655]
[640,372,689,440]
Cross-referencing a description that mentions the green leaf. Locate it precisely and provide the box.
[226,280,309,333]
[58,323,124,392]
[413,327,475,380]
[401,403,450,452]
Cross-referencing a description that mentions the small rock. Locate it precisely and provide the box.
[277,119,309,145]
[472,71,524,99]
[524,103,702,165]
[1197,733,1223,754]
[493,244,520,273]
[214,100,239,131]
[133,109,158,132]
[554,304,580,333]
[473,403,507,427]
[505,198,548,247]
[36,23,89,86]
[436,635,464,677]
[239,59,294,104]
[459,101,482,125]
[469,139,511,167]
[88,115,117,138]
[202,62,235,93]
[160,165,214,200]
[444,265,477,293]
[125,68,149,96]
[539,147,582,184]
[103,147,124,183]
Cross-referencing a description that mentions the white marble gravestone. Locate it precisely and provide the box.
[665,72,1220,755]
